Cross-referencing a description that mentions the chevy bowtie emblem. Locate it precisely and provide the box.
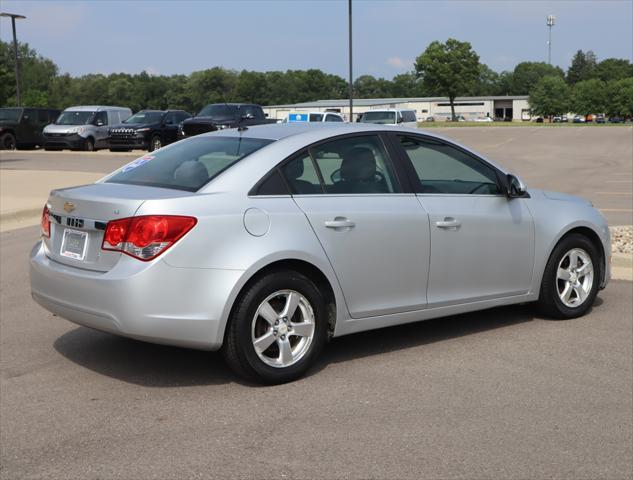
[63,202,75,213]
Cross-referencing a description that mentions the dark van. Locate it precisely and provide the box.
[0,107,61,150]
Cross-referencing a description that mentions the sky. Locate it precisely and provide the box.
[1,0,631,79]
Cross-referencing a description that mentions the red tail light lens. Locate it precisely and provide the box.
[102,215,197,261]
[41,205,50,238]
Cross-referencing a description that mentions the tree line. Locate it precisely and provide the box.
[1,40,631,117]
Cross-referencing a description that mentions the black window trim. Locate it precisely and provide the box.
[249,131,414,197]
[386,132,509,196]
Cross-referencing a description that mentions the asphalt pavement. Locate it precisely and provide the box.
[1,226,631,479]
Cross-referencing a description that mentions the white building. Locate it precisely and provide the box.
[263,95,531,122]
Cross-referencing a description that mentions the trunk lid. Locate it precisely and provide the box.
[45,182,193,272]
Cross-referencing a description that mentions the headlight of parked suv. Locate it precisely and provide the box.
[135,128,151,134]
[67,126,84,134]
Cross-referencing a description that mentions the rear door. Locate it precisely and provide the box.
[163,112,179,144]
[283,133,431,319]
[393,134,535,307]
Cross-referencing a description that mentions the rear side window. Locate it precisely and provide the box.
[309,113,324,122]
[325,114,343,122]
[281,153,322,194]
[107,136,274,191]
[402,111,417,122]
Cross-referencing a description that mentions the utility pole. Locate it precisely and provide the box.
[0,12,26,107]
[546,14,555,65]
[348,0,353,122]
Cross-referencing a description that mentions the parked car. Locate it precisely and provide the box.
[608,116,625,123]
[553,116,563,123]
[445,115,466,122]
[0,107,60,150]
[573,115,586,124]
[43,106,132,151]
[425,116,435,122]
[30,123,611,384]
[474,116,493,122]
[562,115,568,122]
[108,110,191,152]
[595,114,606,124]
[179,103,276,138]
[360,109,418,128]
[283,112,345,123]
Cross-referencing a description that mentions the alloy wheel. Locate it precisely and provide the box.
[556,248,594,308]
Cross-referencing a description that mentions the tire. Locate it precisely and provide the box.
[149,135,162,152]
[537,233,600,319]
[222,270,328,384]
[109,148,132,152]
[0,132,16,150]
[83,137,95,152]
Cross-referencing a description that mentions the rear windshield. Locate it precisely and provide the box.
[56,111,95,125]
[106,136,274,191]
[361,111,396,124]
[198,104,239,118]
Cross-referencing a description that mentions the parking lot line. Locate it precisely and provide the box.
[605,180,633,183]
[594,192,633,195]
[599,208,633,212]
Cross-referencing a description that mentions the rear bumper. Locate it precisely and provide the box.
[29,241,243,350]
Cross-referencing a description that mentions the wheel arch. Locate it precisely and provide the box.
[220,257,341,345]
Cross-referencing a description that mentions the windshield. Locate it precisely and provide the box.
[0,108,22,122]
[106,136,274,191]
[198,104,239,118]
[124,111,164,124]
[56,111,95,125]
[361,111,396,124]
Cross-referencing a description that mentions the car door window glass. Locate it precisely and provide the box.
[399,136,501,195]
[311,135,399,194]
[325,114,342,122]
[281,153,323,194]
[164,113,176,125]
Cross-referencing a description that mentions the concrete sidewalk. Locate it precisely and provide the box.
[0,169,102,232]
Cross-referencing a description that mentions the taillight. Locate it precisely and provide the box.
[102,215,197,261]
[41,205,50,238]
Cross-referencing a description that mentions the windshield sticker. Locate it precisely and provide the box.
[120,155,154,173]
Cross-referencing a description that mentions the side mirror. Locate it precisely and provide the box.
[242,113,254,120]
[264,113,269,118]
[506,173,528,198]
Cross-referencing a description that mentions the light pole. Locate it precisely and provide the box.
[546,14,555,65]
[0,12,26,107]
[348,0,353,122]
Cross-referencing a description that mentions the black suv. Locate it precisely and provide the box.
[0,107,60,150]
[179,103,276,138]
[108,110,191,152]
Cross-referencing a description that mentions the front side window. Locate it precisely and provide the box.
[94,111,108,126]
[325,114,343,122]
[107,136,274,191]
[125,111,164,124]
[309,113,323,122]
[241,105,264,120]
[0,108,22,122]
[360,111,396,125]
[311,135,399,194]
[398,136,501,195]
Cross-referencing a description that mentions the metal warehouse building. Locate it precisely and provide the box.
[263,95,530,122]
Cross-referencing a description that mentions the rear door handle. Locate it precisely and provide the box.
[435,217,461,229]
[325,217,355,229]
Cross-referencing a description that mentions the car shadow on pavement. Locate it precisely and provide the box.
[53,298,604,387]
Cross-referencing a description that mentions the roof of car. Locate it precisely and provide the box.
[64,106,131,112]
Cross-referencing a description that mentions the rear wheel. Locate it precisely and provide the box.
[0,132,16,150]
[537,233,600,319]
[223,270,328,384]
[149,135,162,152]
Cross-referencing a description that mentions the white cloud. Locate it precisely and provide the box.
[145,66,160,76]
[386,56,411,70]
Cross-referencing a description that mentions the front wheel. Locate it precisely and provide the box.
[537,233,600,319]
[149,135,162,152]
[0,132,16,150]
[83,137,95,152]
[222,271,328,384]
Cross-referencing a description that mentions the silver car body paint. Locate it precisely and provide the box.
[30,123,611,350]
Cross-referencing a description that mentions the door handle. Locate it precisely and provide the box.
[435,217,461,229]
[325,217,355,229]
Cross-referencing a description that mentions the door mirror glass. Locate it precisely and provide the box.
[507,174,527,197]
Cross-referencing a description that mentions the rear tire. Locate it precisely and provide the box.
[222,270,328,384]
[537,233,600,319]
[0,132,16,150]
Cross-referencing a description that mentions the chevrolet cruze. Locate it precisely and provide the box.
[30,123,611,383]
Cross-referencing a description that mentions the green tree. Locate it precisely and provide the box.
[593,58,633,82]
[567,50,598,84]
[390,72,424,97]
[414,38,480,120]
[529,76,570,117]
[353,75,392,98]
[512,62,565,95]
[605,78,633,117]
[571,79,606,116]
[471,64,500,96]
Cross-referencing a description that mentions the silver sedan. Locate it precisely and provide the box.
[30,123,611,383]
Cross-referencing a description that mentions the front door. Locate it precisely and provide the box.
[394,134,535,307]
[281,134,431,319]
